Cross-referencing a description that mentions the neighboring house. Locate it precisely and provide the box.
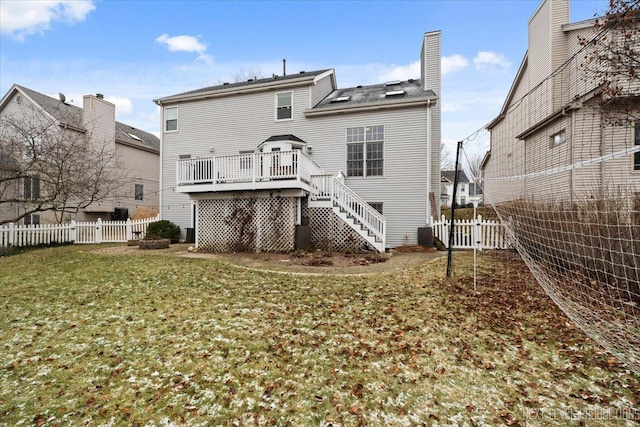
[0,84,160,224]
[483,0,640,205]
[154,31,441,252]
[440,170,471,208]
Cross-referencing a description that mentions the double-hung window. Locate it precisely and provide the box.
[164,107,178,132]
[276,92,292,120]
[24,176,40,200]
[346,126,384,177]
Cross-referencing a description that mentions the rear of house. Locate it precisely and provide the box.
[155,32,441,252]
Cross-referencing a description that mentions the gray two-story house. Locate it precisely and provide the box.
[154,31,441,253]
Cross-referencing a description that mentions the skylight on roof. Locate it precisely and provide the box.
[126,132,142,141]
[331,96,351,103]
[385,90,405,96]
[385,80,401,86]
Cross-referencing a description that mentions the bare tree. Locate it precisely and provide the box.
[579,0,640,124]
[233,66,264,83]
[441,143,455,171]
[0,103,126,224]
[465,150,484,190]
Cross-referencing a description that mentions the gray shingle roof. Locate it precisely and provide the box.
[311,79,436,112]
[13,85,159,153]
[159,69,333,100]
[442,170,470,183]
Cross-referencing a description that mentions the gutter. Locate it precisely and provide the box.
[304,97,437,117]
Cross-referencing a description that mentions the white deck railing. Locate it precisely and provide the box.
[0,215,160,248]
[311,174,386,250]
[177,150,322,187]
[431,215,510,249]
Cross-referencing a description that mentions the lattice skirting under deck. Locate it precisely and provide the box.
[304,205,370,253]
[197,197,296,252]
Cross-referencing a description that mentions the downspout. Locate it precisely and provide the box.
[157,101,164,221]
[600,113,605,198]
[426,100,432,222]
[570,109,575,203]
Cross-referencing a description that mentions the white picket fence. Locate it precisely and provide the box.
[0,215,160,248]
[431,215,511,250]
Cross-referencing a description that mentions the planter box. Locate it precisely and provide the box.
[139,239,170,250]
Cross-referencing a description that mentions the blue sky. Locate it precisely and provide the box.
[0,0,608,155]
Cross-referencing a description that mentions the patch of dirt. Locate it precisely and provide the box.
[92,243,445,275]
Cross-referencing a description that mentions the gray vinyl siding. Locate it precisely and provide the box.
[305,107,431,248]
[116,143,160,212]
[161,87,318,236]
[311,74,334,107]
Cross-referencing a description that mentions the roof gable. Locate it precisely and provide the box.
[441,170,470,183]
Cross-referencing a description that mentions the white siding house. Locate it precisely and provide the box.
[483,0,640,205]
[154,32,441,252]
[0,85,160,224]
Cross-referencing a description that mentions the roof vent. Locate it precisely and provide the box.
[385,80,401,86]
[408,78,414,82]
[356,85,362,88]
[385,90,405,96]
[223,82,229,85]
[96,93,104,99]
[299,71,305,74]
[247,79,253,82]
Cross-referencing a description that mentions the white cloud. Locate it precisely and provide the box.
[155,33,214,64]
[441,54,469,75]
[378,60,420,83]
[442,103,465,113]
[106,96,133,116]
[473,51,511,69]
[0,0,95,41]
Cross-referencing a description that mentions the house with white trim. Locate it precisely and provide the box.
[154,31,441,253]
[0,84,160,225]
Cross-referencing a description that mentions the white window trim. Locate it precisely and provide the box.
[164,106,178,133]
[275,91,293,122]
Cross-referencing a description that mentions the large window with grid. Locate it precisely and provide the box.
[346,125,384,177]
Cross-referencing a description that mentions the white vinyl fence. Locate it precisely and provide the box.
[1,215,160,248]
[431,215,511,250]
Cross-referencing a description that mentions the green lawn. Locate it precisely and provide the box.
[1,246,637,426]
